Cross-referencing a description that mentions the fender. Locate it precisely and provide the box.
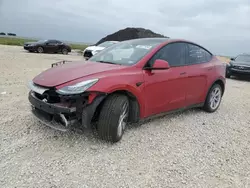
[89,83,145,118]
[206,77,226,99]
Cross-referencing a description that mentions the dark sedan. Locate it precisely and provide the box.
[226,53,250,78]
[23,39,71,55]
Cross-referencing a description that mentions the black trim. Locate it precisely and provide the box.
[28,91,76,114]
[141,103,204,123]
[143,41,213,69]
[185,42,213,66]
[136,82,144,87]
[144,42,188,69]
[81,95,106,128]
[31,107,79,132]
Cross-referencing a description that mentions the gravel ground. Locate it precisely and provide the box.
[0,45,250,188]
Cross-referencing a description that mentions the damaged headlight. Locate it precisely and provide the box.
[56,78,99,95]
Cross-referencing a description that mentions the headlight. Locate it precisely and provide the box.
[56,78,99,95]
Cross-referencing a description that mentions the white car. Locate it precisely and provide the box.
[83,41,119,60]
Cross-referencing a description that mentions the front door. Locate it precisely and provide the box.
[46,40,59,52]
[143,42,188,117]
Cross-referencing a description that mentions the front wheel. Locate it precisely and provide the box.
[203,84,222,113]
[62,48,68,55]
[97,94,129,143]
[37,46,44,53]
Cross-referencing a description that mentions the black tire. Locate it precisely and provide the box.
[203,84,222,113]
[37,46,44,53]
[28,50,33,53]
[97,94,129,143]
[226,72,231,78]
[62,48,68,55]
[128,99,140,124]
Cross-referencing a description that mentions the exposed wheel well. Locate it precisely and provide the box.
[92,90,140,124]
[213,79,225,96]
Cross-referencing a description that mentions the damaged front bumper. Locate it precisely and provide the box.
[28,91,105,131]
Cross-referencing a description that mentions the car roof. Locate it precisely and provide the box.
[122,37,213,55]
[122,37,198,44]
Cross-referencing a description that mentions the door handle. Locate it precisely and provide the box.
[180,72,186,75]
[207,67,213,71]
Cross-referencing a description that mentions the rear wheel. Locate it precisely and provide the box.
[203,84,222,113]
[37,46,44,53]
[62,48,68,55]
[97,94,129,143]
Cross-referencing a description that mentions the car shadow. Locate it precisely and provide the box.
[23,50,71,55]
[229,75,250,82]
[31,107,204,147]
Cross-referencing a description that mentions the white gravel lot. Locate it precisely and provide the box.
[0,45,250,188]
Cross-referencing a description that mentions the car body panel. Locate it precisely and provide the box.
[28,38,226,133]
[226,54,250,76]
[143,67,188,117]
[23,40,71,53]
[33,61,128,87]
[184,59,215,106]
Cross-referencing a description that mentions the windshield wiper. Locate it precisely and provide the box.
[96,61,118,65]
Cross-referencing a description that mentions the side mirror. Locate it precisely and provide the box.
[150,59,170,70]
[230,57,235,61]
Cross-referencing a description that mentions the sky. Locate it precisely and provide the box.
[0,0,249,56]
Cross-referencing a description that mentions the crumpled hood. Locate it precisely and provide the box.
[32,61,126,87]
[84,46,105,51]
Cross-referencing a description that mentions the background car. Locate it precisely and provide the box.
[28,38,226,143]
[226,53,250,78]
[83,41,119,60]
[23,39,71,55]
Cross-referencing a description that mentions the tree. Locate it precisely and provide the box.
[7,33,16,36]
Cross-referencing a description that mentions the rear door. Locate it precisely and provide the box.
[184,43,214,106]
[143,42,189,117]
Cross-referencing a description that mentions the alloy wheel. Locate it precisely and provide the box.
[117,102,129,137]
[209,87,222,110]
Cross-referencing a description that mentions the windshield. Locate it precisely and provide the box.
[235,55,250,63]
[97,41,118,48]
[89,38,165,65]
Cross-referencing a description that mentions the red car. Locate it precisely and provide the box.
[28,38,226,143]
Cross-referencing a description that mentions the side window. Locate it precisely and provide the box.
[55,40,62,44]
[47,40,57,45]
[187,44,212,65]
[148,42,187,67]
